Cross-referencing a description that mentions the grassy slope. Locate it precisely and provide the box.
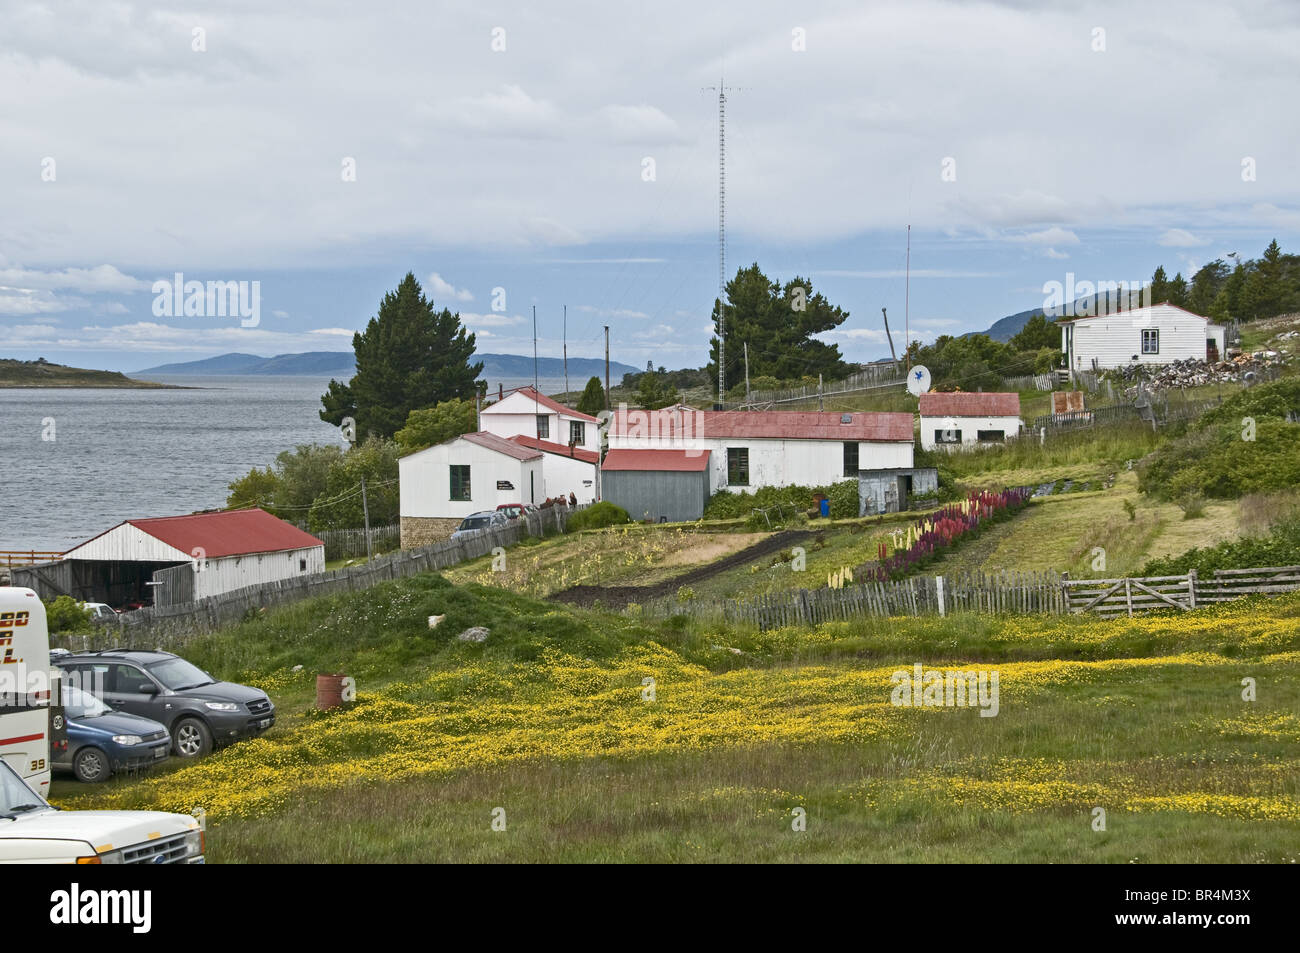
[49,572,1300,863]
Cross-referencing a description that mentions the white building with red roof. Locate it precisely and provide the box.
[918,392,1023,451]
[52,508,324,608]
[479,385,600,455]
[398,431,544,547]
[603,405,915,519]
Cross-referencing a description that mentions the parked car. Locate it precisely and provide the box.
[53,650,275,760]
[450,510,508,540]
[81,602,118,623]
[495,503,538,520]
[54,685,171,783]
[0,759,203,863]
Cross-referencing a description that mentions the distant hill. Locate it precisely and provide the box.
[136,352,356,376]
[970,292,1127,342]
[476,352,639,381]
[0,358,174,389]
[135,350,640,381]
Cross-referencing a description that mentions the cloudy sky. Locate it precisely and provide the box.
[2,0,1298,372]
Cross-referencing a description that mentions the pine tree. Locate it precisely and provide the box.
[576,376,606,416]
[320,273,483,440]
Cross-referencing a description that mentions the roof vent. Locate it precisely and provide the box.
[840,414,853,424]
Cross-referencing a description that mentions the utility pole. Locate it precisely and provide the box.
[743,342,750,409]
[818,373,824,411]
[562,304,569,400]
[703,77,741,408]
[532,305,538,394]
[881,307,898,364]
[604,325,611,410]
[360,476,373,563]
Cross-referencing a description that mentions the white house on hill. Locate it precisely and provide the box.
[399,432,542,547]
[918,392,1023,451]
[1058,302,1227,372]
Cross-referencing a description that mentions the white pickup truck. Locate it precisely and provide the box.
[0,587,204,864]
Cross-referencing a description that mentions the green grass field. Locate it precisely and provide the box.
[49,573,1300,863]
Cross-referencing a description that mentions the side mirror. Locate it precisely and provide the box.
[138,683,159,695]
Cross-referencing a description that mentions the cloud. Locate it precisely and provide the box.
[1044,247,1070,260]
[596,104,686,144]
[460,312,525,328]
[575,305,649,319]
[546,258,666,265]
[950,191,1076,228]
[421,84,560,138]
[426,272,474,302]
[311,327,355,336]
[1157,228,1208,247]
[0,263,148,293]
[1007,227,1080,246]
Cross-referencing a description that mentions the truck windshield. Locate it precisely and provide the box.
[0,761,49,818]
[146,658,214,691]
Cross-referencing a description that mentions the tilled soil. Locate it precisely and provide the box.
[549,529,812,609]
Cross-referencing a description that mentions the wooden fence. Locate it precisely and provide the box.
[312,523,401,560]
[645,565,1300,630]
[54,505,586,651]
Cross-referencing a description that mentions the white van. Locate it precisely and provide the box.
[0,588,205,864]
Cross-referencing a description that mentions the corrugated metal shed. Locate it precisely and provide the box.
[602,450,711,522]
[65,508,323,560]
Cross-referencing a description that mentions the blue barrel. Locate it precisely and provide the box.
[819,499,830,517]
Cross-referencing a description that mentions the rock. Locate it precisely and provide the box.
[291,664,303,672]
[457,626,490,643]
[428,614,446,628]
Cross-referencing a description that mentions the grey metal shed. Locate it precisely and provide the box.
[601,449,711,523]
[857,467,939,515]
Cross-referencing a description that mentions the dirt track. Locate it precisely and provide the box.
[549,530,812,609]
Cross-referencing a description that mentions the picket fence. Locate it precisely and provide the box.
[645,565,1300,631]
[55,505,586,651]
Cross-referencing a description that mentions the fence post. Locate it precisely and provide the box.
[935,575,945,617]
[1188,569,1197,609]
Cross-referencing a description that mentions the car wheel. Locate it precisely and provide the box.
[172,718,213,759]
[73,747,110,783]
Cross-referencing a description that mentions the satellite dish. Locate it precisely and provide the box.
[1242,371,1256,387]
[906,365,932,396]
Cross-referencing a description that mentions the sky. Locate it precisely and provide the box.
[2,0,1298,373]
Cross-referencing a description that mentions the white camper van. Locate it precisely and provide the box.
[0,588,204,864]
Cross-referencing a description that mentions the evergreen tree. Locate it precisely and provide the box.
[394,398,478,454]
[636,369,677,410]
[1168,272,1189,308]
[1148,265,1171,305]
[707,264,850,395]
[320,273,483,440]
[576,376,606,416]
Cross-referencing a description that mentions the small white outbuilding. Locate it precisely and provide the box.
[1058,302,1227,371]
[918,392,1023,451]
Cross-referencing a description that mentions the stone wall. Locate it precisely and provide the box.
[400,516,461,549]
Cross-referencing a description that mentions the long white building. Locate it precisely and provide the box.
[1058,302,1227,371]
[607,406,915,495]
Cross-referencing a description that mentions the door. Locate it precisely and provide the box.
[102,664,160,718]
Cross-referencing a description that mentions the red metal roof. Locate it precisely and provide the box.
[484,386,599,423]
[462,431,543,461]
[601,449,711,472]
[506,434,599,465]
[126,508,323,558]
[610,407,912,442]
[918,392,1021,417]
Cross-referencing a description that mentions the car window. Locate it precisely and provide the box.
[110,664,153,694]
[146,657,214,691]
[62,685,112,718]
[61,663,108,696]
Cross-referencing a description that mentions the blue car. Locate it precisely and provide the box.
[56,686,172,783]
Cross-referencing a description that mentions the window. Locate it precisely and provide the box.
[843,441,859,476]
[536,415,550,439]
[976,429,1005,442]
[299,558,307,572]
[1141,328,1159,354]
[726,448,749,486]
[935,428,962,444]
[450,464,471,501]
[569,420,585,445]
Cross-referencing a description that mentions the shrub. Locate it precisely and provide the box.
[44,596,93,634]
[567,501,630,531]
[1122,499,1137,521]
[1138,417,1300,501]
[826,480,860,519]
[1178,493,1206,519]
[704,484,825,520]
[1141,517,1300,576]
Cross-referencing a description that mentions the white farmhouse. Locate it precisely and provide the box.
[918,392,1023,451]
[607,406,914,495]
[1058,303,1227,372]
[50,508,324,609]
[399,432,543,547]
[503,435,599,504]
[480,386,600,455]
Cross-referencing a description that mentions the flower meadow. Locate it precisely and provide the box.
[53,588,1300,845]
[867,488,1033,580]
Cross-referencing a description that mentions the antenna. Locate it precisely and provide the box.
[703,76,742,405]
[904,224,911,373]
